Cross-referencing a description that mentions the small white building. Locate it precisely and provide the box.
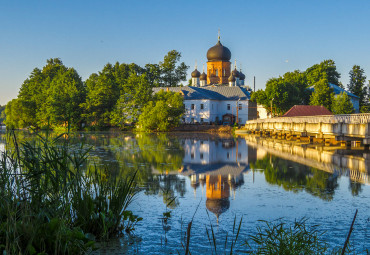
[153,86,252,124]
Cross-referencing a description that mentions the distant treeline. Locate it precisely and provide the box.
[5,50,188,130]
[251,60,370,115]
[0,105,5,124]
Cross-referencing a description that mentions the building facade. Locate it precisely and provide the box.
[154,35,253,124]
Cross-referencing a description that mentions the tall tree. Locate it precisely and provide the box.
[305,59,341,86]
[0,105,5,123]
[347,65,367,109]
[6,58,84,129]
[309,75,334,111]
[251,77,301,115]
[110,73,153,127]
[82,64,120,127]
[159,50,189,87]
[137,90,185,131]
[45,68,86,127]
[331,92,354,114]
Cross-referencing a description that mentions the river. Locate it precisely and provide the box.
[0,131,369,254]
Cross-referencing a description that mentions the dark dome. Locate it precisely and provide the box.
[232,69,240,78]
[239,71,245,80]
[206,198,230,217]
[200,72,207,80]
[207,40,231,62]
[191,69,201,78]
[228,74,235,82]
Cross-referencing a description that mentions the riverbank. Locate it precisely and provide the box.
[171,124,233,133]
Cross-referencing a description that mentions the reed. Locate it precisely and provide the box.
[0,131,140,254]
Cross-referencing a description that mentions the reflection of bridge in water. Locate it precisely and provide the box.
[243,135,370,185]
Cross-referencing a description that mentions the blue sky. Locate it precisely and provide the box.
[1,0,370,104]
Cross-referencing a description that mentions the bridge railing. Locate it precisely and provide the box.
[246,113,370,124]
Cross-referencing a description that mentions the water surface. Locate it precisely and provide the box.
[0,131,369,254]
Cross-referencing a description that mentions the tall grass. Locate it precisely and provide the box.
[0,131,139,254]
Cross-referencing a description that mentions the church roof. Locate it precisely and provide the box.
[179,162,249,176]
[152,86,251,101]
[207,40,231,62]
[308,83,360,99]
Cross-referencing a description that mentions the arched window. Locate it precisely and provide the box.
[215,69,218,76]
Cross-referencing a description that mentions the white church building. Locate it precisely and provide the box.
[153,34,256,124]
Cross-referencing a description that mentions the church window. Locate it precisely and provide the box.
[215,69,218,76]
[227,104,231,110]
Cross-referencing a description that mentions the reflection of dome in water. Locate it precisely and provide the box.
[206,198,230,217]
[191,182,200,189]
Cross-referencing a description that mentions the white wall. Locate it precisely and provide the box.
[184,100,211,123]
[183,139,249,165]
[183,99,249,124]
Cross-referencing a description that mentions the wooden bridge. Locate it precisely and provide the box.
[240,114,370,148]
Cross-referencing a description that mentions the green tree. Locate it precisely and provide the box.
[347,65,367,109]
[159,50,189,87]
[110,73,153,127]
[309,75,334,111]
[82,64,121,127]
[145,63,161,87]
[305,59,341,86]
[0,105,5,123]
[45,68,86,128]
[5,58,84,129]
[136,90,185,131]
[331,92,354,114]
[251,77,301,115]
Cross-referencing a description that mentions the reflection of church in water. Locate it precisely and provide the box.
[179,137,257,222]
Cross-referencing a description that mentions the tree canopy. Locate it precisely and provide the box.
[5,58,85,129]
[137,90,185,132]
[0,105,5,124]
[347,65,368,112]
[159,50,189,87]
[5,50,188,130]
[251,60,342,115]
[331,92,354,114]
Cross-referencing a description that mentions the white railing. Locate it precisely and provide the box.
[246,113,370,124]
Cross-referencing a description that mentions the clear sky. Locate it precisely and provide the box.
[1,0,370,105]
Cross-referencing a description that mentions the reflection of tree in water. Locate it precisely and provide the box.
[82,132,184,182]
[144,175,186,209]
[349,181,362,196]
[3,131,187,206]
[136,133,184,173]
[82,133,186,207]
[250,155,342,201]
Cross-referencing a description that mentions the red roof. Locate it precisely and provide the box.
[282,105,332,117]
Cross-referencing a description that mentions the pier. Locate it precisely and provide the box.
[240,114,370,148]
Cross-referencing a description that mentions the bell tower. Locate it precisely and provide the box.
[206,32,232,85]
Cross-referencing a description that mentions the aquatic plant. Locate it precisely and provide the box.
[244,218,329,254]
[0,131,140,254]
